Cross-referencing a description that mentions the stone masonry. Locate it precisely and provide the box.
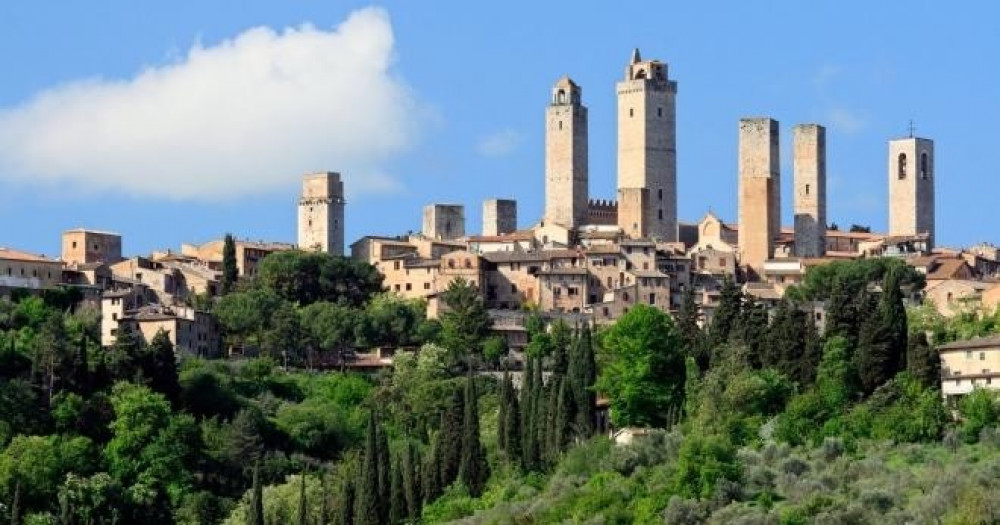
[616,48,678,242]
[793,124,827,257]
[297,172,345,256]
[483,199,517,236]
[545,77,589,228]
[889,136,935,249]
[738,118,780,277]
[422,204,465,241]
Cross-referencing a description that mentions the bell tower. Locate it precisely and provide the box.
[889,135,935,248]
[544,76,588,228]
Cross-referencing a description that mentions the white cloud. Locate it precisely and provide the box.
[0,8,419,200]
[827,107,867,134]
[813,64,843,90]
[477,129,522,157]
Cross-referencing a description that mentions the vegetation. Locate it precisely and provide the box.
[5,253,1000,524]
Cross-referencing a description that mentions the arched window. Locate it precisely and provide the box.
[556,89,566,104]
[920,152,930,179]
[897,153,908,180]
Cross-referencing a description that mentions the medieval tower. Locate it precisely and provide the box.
[793,124,827,257]
[483,199,517,236]
[297,171,345,256]
[544,77,589,228]
[616,48,678,241]
[738,118,780,276]
[888,135,935,248]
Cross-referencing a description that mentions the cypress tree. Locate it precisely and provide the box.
[519,357,537,471]
[437,389,464,487]
[147,329,180,402]
[799,314,823,386]
[543,375,561,463]
[907,331,941,389]
[11,478,21,525]
[72,333,90,395]
[298,471,308,525]
[248,461,264,525]
[858,270,909,395]
[402,442,422,519]
[222,233,238,295]
[498,369,510,454]
[389,454,406,525]
[737,297,770,368]
[356,412,380,525]
[501,371,521,464]
[881,267,909,371]
[319,468,330,525]
[571,326,596,440]
[708,277,742,354]
[422,440,441,504]
[458,373,489,496]
[553,375,572,456]
[676,287,707,370]
[825,275,858,346]
[59,491,71,525]
[376,423,391,524]
[856,295,892,395]
[336,470,355,525]
[528,358,545,470]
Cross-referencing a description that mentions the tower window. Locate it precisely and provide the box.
[920,152,930,179]
[629,108,634,118]
[657,107,662,118]
[556,89,566,104]
[658,209,663,220]
[558,121,562,131]
[897,153,907,180]
[658,189,663,201]
[805,184,811,195]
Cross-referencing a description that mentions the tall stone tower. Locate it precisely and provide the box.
[297,172,345,256]
[545,77,588,228]
[483,199,517,236]
[422,204,465,241]
[793,124,827,257]
[616,48,678,241]
[889,136,935,248]
[738,118,780,277]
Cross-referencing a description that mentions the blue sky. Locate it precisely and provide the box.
[1,1,997,258]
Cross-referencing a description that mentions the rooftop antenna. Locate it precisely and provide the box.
[907,119,916,138]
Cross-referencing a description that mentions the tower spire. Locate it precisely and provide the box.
[630,48,641,64]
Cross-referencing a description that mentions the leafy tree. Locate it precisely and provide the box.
[672,433,741,499]
[222,233,239,295]
[735,296,769,368]
[255,250,382,307]
[264,302,303,364]
[146,329,180,403]
[481,336,508,371]
[458,374,488,496]
[958,389,999,444]
[907,331,940,389]
[214,288,283,351]
[248,461,264,525]
[597,305,686,427]
[439,278,492,365]
[300,301,362,366]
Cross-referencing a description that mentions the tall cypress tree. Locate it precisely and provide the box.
[737,297,770,368]
[458,373,488,496]
[437,389,464,487]
[676,287,707,370]
[881,267,909,371]
[319,468,330,525]
[501,371,521,464]
[72,333,90,395]
[389,454,406,525]
[402,441,422,519]
[422,440,441,504]
[249,461,264,525]
[147,329,180,403]
[708,277,742,354]
[530,357,546,468]
[297,471,308,525]
[571,326,596,440]
[498,369,510,454]
[336,466,355,525]
[799,314,823,386]
[552,376,572,457]
[519,357,537,471]
[857,269,909,395]
[222,233,238,295]
[11,478,21,525]
[356,412,380,525]
[543,375,561,463]
[825,275,858,346]
[376,423,391,524]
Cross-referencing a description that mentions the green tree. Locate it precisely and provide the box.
[958,389,999,443]
[389,455,405,525]
[436,389,465,487]
[907,331,940,389]
[146,329,180,402]
[421,441,441,505]
[676,287,708,370]
[458,374,488,496]
[355,412,380,525]
[857,269,908,395]
[401,442,421,520]
[248,461,264,525]
[297,470,308,525]
[264,302,303,364]
[376,423,390,525]
[568,326,596,440]
[519,357,539,471]
[672,433,741,499]
[255,251,382,307]
[222,233,239,295]
[481,336,508,371]
[708,277,741,353]
[735,296,769,368]
[439,278,492,365]
[336,461,356,525]
[597,305,686,427]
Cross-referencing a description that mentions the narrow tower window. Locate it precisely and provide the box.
[556,89,566,104]
[558,121,562,131]
[657,107,662,118]
[920,152,930,179]
[897,153,907,180]
[629,108,634,118]
[805,184,811,195]
[658,189,663,201]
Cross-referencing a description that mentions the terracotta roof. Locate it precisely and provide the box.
[481,251,549,263]
[938,335,1000,351]
[586,246,622,255]
[539,267,589,276]
[630,270,669,279]
[0,247,61,264]
[468,232,534,242]
[926,258,970,280]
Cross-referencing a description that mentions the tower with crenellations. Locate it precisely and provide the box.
[793,124,827,257]
[616,48,678,241]
[889,135,935,249]
[297,171,345,256]
[545,77,589,229]
[738,118,780,277]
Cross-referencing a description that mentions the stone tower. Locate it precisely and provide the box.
[297,172,345,256]
[793,124,826,257]
[616,48,678,241]
[889,136,935,248]
[483,199,517,236]
[738,118,780,277]
[545,77,588,228]
[422,204,465,241]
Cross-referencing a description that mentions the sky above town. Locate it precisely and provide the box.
[1,1,997,258]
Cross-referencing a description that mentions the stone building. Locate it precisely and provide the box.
[793,124,827,257]
[616,48,678,241]
[180,239,293,278]
[0,247,64,293]
[297,171,346,256]
[117,304,221,358]
[482,199,518,236]
[62,229,122,266]
[545,77,589,228]
[738,118,780,278]
[422,204,465,241]
[938,335,1000,405]
[889,136,935,249]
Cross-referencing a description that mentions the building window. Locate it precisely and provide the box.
[920,152,930,179]
[967,350,973,359]
[405,283,412,291]
[805,184,811,195]
[603,307,610,317]
[897,153,907,179]
[629,108,634,117]
[657,107,662,118]
[658,209,663,220]
[112,313,118,321]
[981,352,986,361]
[424,282,431,290]
[649,293,656,305]
[558,121,563,131]
[511,284,518,293]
